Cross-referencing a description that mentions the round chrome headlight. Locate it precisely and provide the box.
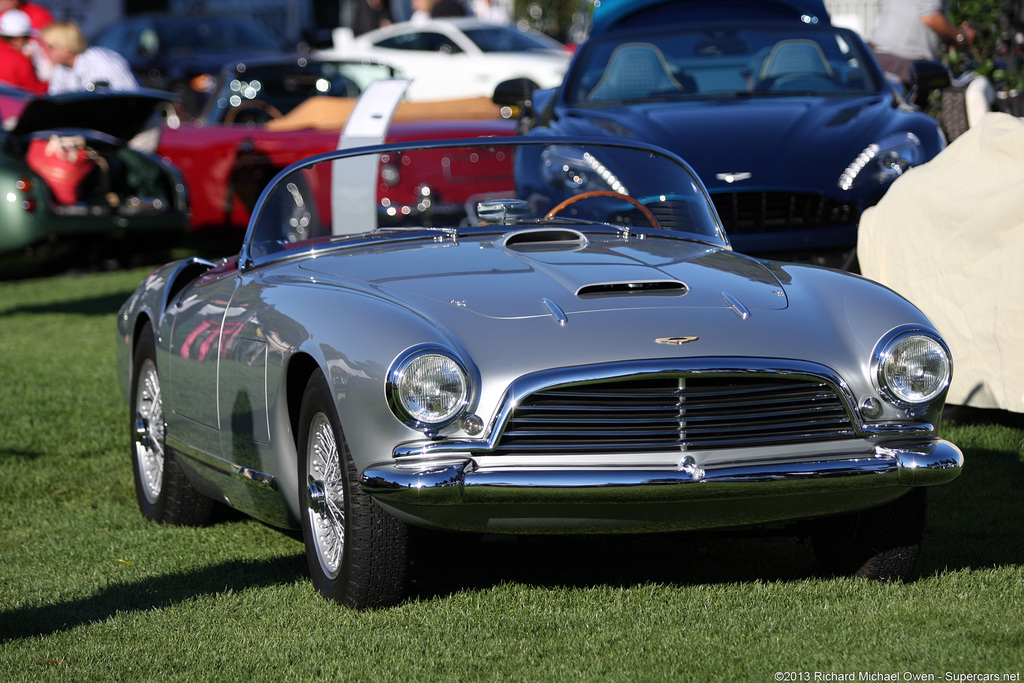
[876,332,951,405]
[389,349,469,428]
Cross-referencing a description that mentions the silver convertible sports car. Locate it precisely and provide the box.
[117,135,963,608]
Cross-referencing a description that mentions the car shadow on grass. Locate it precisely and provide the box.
[0,555,306,643]
[406,528,822,602]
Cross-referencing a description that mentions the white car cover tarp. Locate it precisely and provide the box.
[858,112,1024,413]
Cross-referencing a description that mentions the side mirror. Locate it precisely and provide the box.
[493,78,538,109]
[910,60,952,93]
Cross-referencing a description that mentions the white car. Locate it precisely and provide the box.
[321,18,571,102]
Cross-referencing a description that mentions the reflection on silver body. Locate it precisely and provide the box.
[117,136,962,606]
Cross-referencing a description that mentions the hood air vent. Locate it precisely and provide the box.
[577,280,688,297]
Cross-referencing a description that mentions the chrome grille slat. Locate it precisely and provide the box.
[496,375,855,453]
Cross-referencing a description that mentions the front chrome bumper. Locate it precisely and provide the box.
[360,439,963,533]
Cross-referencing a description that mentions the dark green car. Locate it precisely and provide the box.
[0,88,189,261]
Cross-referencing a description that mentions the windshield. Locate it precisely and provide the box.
[565,25,880,105]
[243,139,726,266]
[154,16,285,51]
[461,26,565,53]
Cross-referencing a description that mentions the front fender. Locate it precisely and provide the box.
[116,257,216,404]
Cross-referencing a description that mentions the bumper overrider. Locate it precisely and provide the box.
[360,440,963,533]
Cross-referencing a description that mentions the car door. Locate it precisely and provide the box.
[163,266,240,458]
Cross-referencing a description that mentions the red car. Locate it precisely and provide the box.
[157,92,517,240]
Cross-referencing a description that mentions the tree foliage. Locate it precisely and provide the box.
[948,0,1022,91]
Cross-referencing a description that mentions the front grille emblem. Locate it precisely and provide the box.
[655,336,699,345]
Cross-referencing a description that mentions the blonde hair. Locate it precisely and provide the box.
[41,20,88,55]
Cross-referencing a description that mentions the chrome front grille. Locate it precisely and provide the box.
[710,192,858,234]
[496,375,855,454]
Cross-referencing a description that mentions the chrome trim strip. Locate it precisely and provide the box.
[167,435,277,489]
[363,439,963,505]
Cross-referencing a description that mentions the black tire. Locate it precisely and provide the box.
[298,369,409,608]
[811,488,927,582]
[130,324,215,526]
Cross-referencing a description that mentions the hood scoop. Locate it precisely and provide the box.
[577,280,688,298]
[503,228,588,253]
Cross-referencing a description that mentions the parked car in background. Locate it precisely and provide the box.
[195,55,399,126]
[157,70,514,241]
[92,13,292,116]
[495,0,950,269]
[322,18,571,102]
[0,90,188,265]
[118,133,962,608]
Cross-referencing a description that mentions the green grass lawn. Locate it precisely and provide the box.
[1,267,1023,682]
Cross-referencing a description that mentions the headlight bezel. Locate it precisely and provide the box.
[837,131,924,191]
[387,345,471,432]
[872,327,952,407]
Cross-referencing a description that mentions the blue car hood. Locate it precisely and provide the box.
[556,95,888,194]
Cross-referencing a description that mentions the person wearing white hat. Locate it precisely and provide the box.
[0,8,46,94]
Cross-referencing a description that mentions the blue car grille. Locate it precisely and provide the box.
[711,192,858,234]
[497,375,856,454]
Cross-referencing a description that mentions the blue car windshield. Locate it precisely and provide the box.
[566,25,881,105]
[461,26,565,53]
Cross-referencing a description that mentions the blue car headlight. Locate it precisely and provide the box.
[838,132,924,191]
[540,146,629,194]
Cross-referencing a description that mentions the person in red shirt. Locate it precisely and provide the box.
[0,9,46,95]
[0,0,53,81]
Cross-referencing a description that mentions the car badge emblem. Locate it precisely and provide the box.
[655,336,699,345]
[715,172,752,184]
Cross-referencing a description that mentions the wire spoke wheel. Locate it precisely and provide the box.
[133,358,165,504]
[298,369,410,608]
[306,412,346,579]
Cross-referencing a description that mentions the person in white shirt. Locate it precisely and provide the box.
[473,0,510,24]
[40,19,164,152]
[41,19,138,94]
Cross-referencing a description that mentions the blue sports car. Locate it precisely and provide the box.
[495,0,950,269]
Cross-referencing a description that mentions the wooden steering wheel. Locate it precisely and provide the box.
[544,190,661,230]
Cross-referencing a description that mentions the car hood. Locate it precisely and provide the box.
[7,89,174,142]
[554,95,889,194]
[299,230,789,320]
